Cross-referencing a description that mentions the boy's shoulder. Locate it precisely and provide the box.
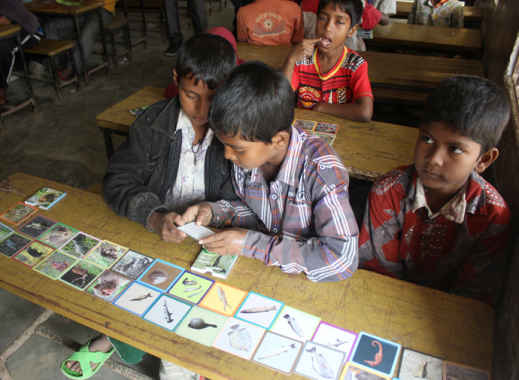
[131,98,179,134]
[467,172,509,217]
[344,49,367,71]
[371,165,414,199]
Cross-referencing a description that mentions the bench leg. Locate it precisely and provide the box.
[48,56,61,99]
[125,25,132,62]
[68,49,80,92]
[101,127,115,159]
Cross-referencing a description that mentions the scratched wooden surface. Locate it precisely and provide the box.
[0,173,494,378]
[25,0,103,15]
[0,24,21,39]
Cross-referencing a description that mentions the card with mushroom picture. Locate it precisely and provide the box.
[175,306,228,346]
[252,331,303,374]
[198,282,247,317]
[270,305,321,342]
[168,271,213,304]
[213,317,265,360]
[235,291,283,329]
[143,294,192,331]
[137,259,184,292]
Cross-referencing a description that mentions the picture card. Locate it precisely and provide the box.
[252,332,303,374]
[350,332,401,378]
[398,348,443,380]
[270,305,321,342]
[235,291,283,329]
[38,223,78,249]
[213,317,265,360]
[13,241,54,267]
[61,233,100,258]
[312,321,358,360]
[112,250,154,279]
[315,121,338,134]
[144,294,192,331]
[294,341,345,380]
[340,363,390,380]
[191,248,238,279]
[137,259,184,292]
[34,250,78,280]
[293,119,317,131]
[0,233,31,257]
[25,187,66,210]
[0,222,13,240]
[87,270,132,302]
[443,361,489,380]
[84,240,127,268]
[175,306,228,346]
[18,215,55,238]
[177,222,214,241]
[168,271,213,304]
[0,203,38,226]
[60,259,104,290]
[315,132,336,146]
[114,281,160,316]
[198,282,247,317]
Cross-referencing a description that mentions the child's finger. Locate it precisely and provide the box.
[180,205,199,224]
[199,231,226,245]
[195,206,212,226]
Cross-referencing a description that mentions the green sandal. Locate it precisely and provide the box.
[60,340,115,379]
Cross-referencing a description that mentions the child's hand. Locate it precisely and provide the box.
[290,38,321,61]
[149,211,187,243]
[180,202,213,226]
[199,228,248,256]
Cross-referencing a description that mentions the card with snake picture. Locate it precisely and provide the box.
[350,332,401,378]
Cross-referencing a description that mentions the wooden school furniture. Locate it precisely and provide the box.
[0,172,495,379]
[95,86,418,180]
[395,1,483,24]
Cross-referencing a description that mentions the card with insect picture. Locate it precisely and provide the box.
[252,331,303,375]
[442,361,489,380]
[350,332,402,378]
[198,282,247,317]
[60,232,100,258]
[34,250,78,280]
[0,203,38,226]
[38,223,78,249]
[86,270,132,302]
[84,240,128,268]
[398,348,443,380]
[18,215,56,239]
[293,119,317,132]
[314,132,336,147]
[25,187,66,210]
[315,121,338,134]
[175,306,228,346]
[13,241,54,267]
[294,341,345,380]
[0,233,31,257]
[340,363,390,380]
[143,294,192,331]
[168,271,213,304]
[235,291,283,329]
[137,259,184,292]
[312,321,358,361]
[113,281,161,316]
[213,317,265,360]
[59,259,105,290]
[270,305,321,342]
[0,222,13,241]
[112,250,154,279]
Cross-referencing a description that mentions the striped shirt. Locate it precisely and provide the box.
[210,126,359,282]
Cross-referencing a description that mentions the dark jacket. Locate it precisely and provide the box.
[103,97,237,227]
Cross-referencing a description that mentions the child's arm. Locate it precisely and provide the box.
[313,96,373,122]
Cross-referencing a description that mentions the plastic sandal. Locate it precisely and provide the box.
[60,340,115,379]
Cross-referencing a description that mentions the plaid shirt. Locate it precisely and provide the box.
[209,126,359,282]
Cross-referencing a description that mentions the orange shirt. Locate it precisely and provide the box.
[104,0,116,14]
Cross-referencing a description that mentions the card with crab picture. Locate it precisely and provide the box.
[350,332,401,378]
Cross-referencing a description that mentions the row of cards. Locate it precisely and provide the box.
[0,199,490,380]
[292,119,338,147]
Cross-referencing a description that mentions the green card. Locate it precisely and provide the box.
[175,306,228,346]
[34,250,78,279]
[168,271,213,304]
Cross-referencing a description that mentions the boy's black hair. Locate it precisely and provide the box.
[422,76,511,153]
[175,33,236,90]
[317,0,364,27]
[209,61,295,143]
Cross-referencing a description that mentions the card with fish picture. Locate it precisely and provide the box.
[112,250,154,279]
[84,240,127,268]
[252,331,303,374]
[270,305,321,342]
[0,233,31,257]
[168,271,213,304]
[0,202,38,226]
[315,121,338,134]
[340,363,390,380]
[38,223,78,249]
[87,270,132,302]
[314,132,336,146]
[350,332,402,378]
[18,215,56,238]
[198,282,247,317]
[213,317,265,360]
[235,291,283,329]
[25,187,66,210]
[0,222,13,241]
[113,281,161,316]
[442,361,489,380]
[175,306,228,346]
[59,259,104,290]
[61,232,100,258]
[191,248,238,279]
[13,241,54,267]
[143,294,192,331]
[293,119,317,132]
[312,321,358,360]
[34,250,78,280]
[137,259,184,292]
[294,341,345,380]
[398,348,443,380]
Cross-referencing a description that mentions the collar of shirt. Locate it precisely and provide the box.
[176,110,214,151]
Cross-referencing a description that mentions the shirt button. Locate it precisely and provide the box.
[271,194,278,200]
[272,227,278,233]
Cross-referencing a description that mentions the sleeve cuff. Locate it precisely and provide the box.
[242,230,267,262]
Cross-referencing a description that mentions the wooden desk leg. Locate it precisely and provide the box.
[100,127,115,159]
[73,14,88,82]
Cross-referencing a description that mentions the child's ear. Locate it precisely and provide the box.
[172,69,178,85]
[271,131,291,149]
[347,24,359,38]
[475,147,499,173]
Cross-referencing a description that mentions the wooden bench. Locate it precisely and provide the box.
[395,1,483,25]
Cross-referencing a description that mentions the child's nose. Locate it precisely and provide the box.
[427,147,444,166]
[224,146,236,161]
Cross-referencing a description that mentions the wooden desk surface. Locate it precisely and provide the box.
[396,1,483,23]
[0,173,494,378]
[0,24,21,39]
[96,86,418,180]
[26,0,103,15]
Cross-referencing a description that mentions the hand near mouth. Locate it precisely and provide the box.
[290,38,321,61]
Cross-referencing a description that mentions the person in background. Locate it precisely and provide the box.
[163,0,207,56]
[408,0,464,27]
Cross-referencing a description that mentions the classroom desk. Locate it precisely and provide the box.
[395,1,483,24]
[0,172,495,379]
[95,86,418,180]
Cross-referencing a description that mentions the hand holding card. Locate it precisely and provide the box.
[177,222,214,241]
[149,211,187,243]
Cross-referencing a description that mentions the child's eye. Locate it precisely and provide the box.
[449,146,464,155]
[421,134,434,144]
[318,14,328,22]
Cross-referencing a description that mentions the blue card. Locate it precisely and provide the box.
[136,258,184,292]
[235,291,283,329]
[350,331,402,377]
